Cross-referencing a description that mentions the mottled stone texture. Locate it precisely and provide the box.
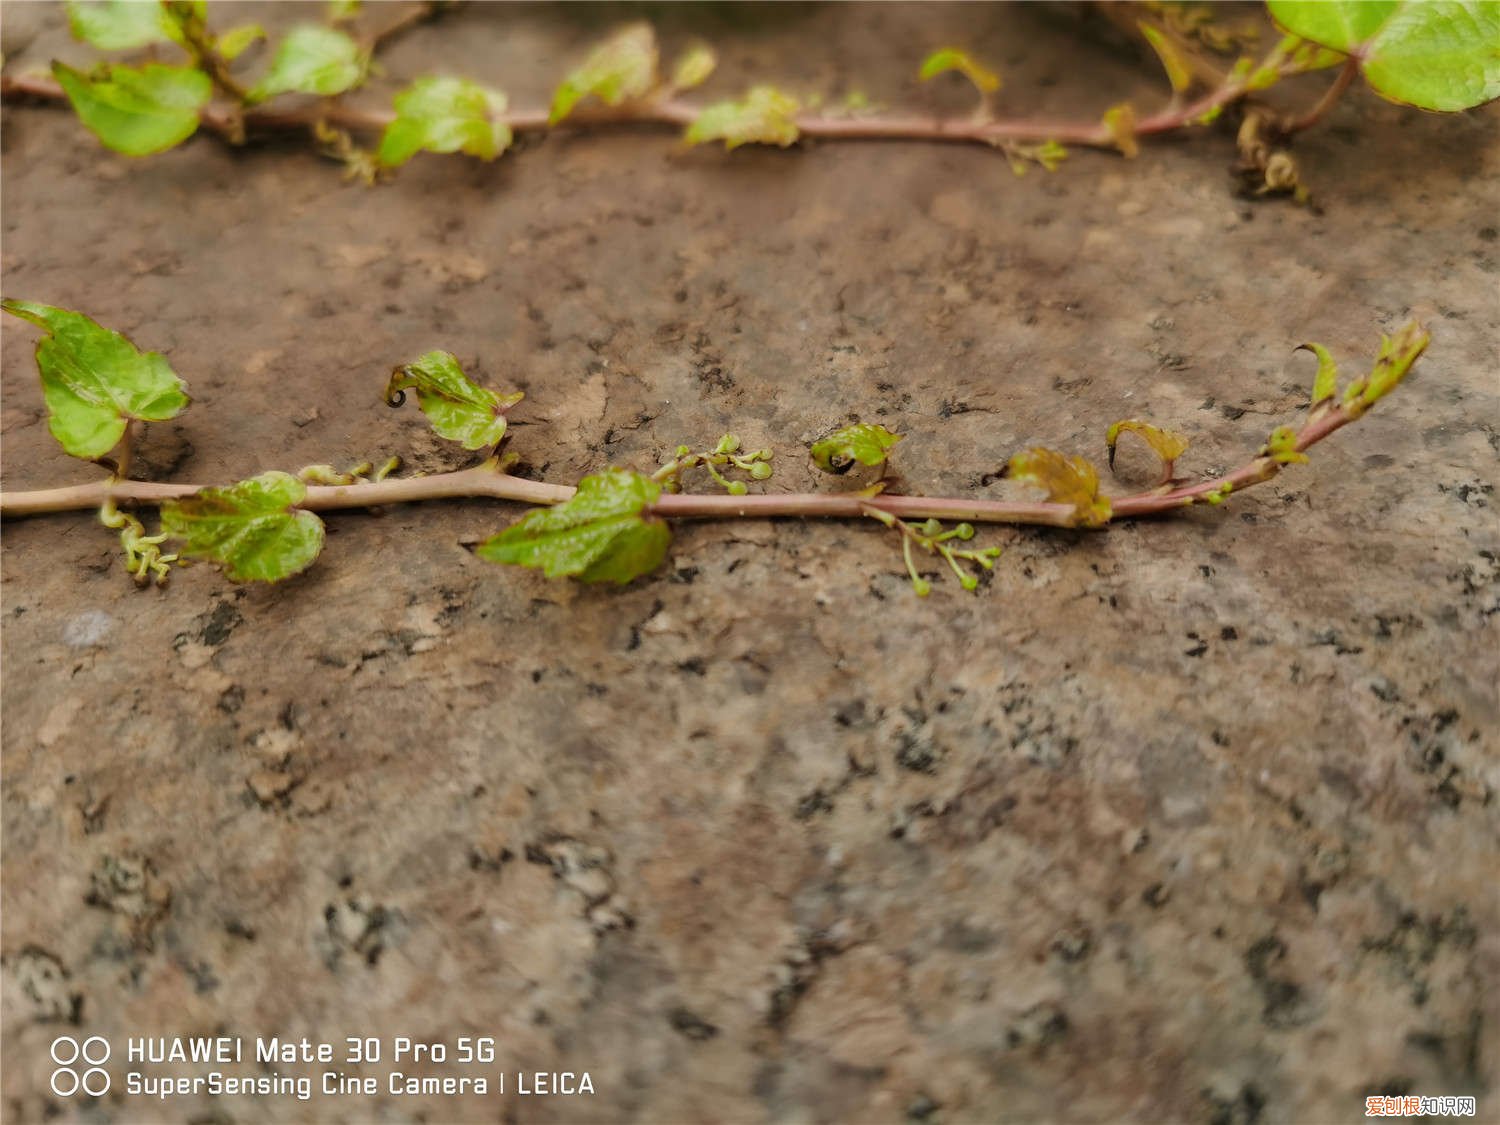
[1,4,1496,1123]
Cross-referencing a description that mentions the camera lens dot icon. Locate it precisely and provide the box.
[49,1036,110,1097]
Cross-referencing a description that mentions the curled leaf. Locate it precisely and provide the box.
[161,471,325,582]
[684,86,801,150]
[810,423,903,474]
[378,76,512,167]
[385,351,522,451]
[1005,447,1112,527]
[918,47,1001,94]
[67,0,184,50]
[476,468,670,584]
[2,298,190,460]
[1105,419,1190,477]
[1102,102,1140,158]
[549,23,658,124]
[216,23,266,62]
[1138,23,1194,94]
[671,45,717,91]
[249,25,365,102]
[1295,341,1340,406]
[1342,320,1430,418]
[52,61,211,156]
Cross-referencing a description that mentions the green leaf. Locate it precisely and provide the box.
[1005,448,1112,527]
[1295,341,1340,405]
[810,423,903,474]
[216,23,266,62]
[1342,320,1430,417]
[1105,419,1190,474]
[2,298,190,460]
[671,45,717,91]
[67,0,184,49]
[1138,23,1194,94]
[385,351,522,450]
[684,85,801,150]
[1265,425,1309,464]
[476,468,671,584]
[549,23,658,125]
[327,0,360,22]
[1267,0,1500,111]
[52,61,210,156]
[249,25,365,102]
[378,76,512,167]
[918,47,1001,93]
[160,471,325,583]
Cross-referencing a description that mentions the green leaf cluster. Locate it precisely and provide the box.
[684,86,801,150]
[249,25,365,102]
[549,23,658,124]
[52,60,211,156]
[476,468,671,584]
[385,351,523,451]
[810,423,902,474]
[161,471,325,582]
[2,298,190,459]
[1268,0,1500,111]
[379,76,513,167]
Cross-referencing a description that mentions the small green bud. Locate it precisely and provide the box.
[954,523,975,540]
[750,462,773,480]
[727,480,748,496]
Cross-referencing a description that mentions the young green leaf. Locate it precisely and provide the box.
[2,298,190,460]
[327,0,360,22]
[1295,341,1340,406]
[918,47,1001,93]
[52,61,211,156]
[810,423,903,474]
[160,471,325,582]
[1102,102,1139,158]
[1341,319,1430,417]
[671,45,717,91]
[1264,425,1309,464]
[475,468,671,584]
[66,0,185,50]
[249,25,365,103]
[1105,419,1190,475]
[1138,23,1194,94]
[684,86,801,150]
[216,23,266,62]
[1005,448,1112,527]
[378,76,512,167]
[385,351,523,451]
[1267,0,1500,111]
[549,23,658,125]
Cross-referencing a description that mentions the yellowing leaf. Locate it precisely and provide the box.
[161,472,325,583]
[2,298,190,460]
[671,45,716,91]
[549,23,658,124]
[385,351,522,450]
[1105,419,1190,475]
[378,76,512,167]
[476,468,671,584]
[1102,102,1139,157]
[918,47,1001,94]
[1139,23,1194,94]
[249,25,365,103]
[684,85,801,150]
[810,423,903,474]
[53,61,211,156]
[1005,448,1112,527]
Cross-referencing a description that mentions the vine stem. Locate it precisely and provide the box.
[0,398,1363,527]
[0,57,1306,154]
[1284,56,1359,133]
